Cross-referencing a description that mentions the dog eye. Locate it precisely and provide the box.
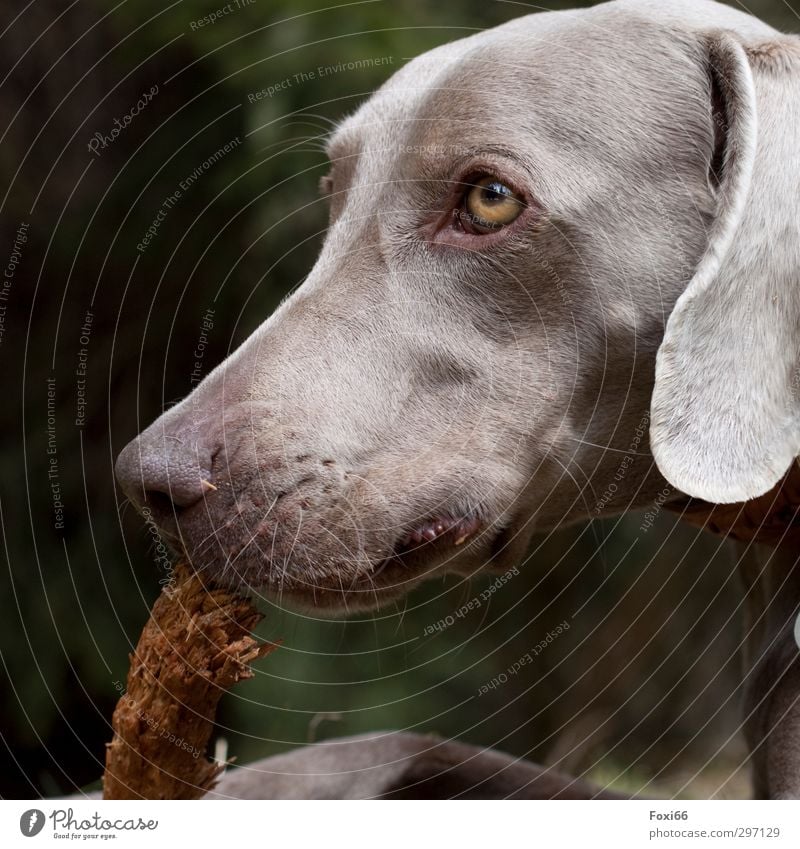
[460,176,525,233]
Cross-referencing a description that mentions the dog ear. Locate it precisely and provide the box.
[650,32,800,503]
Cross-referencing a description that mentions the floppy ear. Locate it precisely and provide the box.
[650,32,800,504]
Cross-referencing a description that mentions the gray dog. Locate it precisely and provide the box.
[116,0,800,798]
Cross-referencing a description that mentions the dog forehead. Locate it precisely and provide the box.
[329,0,777,154]
[330,9,574,152]
[326,11,601,186]
[328,3,689,166]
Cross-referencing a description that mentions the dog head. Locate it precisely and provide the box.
[116,0,800,612]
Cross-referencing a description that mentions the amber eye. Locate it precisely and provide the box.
[461,175,525,233]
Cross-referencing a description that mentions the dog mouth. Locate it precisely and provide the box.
[281,510,488,611]
[393,512,483,553]
[155,498,488,611]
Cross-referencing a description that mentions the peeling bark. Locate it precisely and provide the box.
[103,564,277,799]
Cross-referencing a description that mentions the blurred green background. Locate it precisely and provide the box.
[1,0,796,799]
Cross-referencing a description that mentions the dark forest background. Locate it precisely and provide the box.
[1,0,796,799]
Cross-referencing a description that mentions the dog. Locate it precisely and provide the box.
[115,0,800,798]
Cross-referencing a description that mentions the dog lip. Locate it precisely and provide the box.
[142,484,486,607]
[394,513,483,552]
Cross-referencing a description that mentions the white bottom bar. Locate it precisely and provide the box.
[2,800,798,848]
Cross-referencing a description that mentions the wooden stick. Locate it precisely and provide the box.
[103,563,277,799]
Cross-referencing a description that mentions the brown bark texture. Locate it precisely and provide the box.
[103,563,277,799]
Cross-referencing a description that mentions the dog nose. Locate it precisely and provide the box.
[115,424,217,519]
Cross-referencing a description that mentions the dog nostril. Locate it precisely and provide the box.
[143,489,186,522]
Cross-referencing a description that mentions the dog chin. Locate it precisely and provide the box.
[266,544,504,616]
[200,541,493,616]
[178,545,418,614]
[225,558,430,615]
[256,582,415,616]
